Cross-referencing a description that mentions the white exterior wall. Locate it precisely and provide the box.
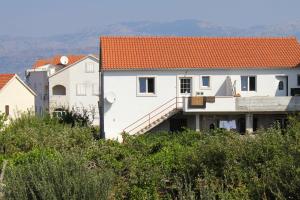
[103,68,300,140]
[49,57,99,124]
[0,77,35,120]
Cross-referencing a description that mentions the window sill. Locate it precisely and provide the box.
[137,93,157,97]
[200,87,212,90]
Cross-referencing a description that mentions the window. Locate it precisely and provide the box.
[241,76,256,91]
[180,78,192,94]
[278,81,284,90]
[138,77,155,94]
[5,105,9,116]
[85,63,95,73]
[249,76,256,91]
[52,85,66,95]
[92,84,99,96]
[297,75,300,86]
[201,76,210,87]
[76,84,86,96]
[241,76,248,91]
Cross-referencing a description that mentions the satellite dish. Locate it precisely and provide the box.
[105,92,116,104]
[60,56,69,65]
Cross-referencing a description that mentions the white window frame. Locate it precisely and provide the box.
[179,77,192,94]
[76,84,87,96]
[200,76,211,89]
[241,75,257,92]
[85,62,95,73]
[136,76,157,97]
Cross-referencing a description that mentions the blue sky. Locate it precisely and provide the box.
[1,0,300,36]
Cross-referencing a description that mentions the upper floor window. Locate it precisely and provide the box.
[201,76,210,88]
[76,84,86,96]
[241,76,256,91]
[138,77,155,95]
[297,75,300,86]
[180,78,192,94]
[85,63,95,73]
[52,85,66,95]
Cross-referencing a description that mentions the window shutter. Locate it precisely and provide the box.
[86,63,94,73]
[76,84,86,96]
[5,105,9,116]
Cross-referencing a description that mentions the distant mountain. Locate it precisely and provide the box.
[1,19,300,75]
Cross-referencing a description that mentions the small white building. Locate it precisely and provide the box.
[100,36,300,140]
[0,74,35,120]
[26,55,86,115]
[48,55,100,124]
[26,54,100,124]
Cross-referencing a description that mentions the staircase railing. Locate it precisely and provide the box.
[123,97,184,134]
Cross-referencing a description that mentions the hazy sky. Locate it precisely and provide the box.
[1,0,300,36]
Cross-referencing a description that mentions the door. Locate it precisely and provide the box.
[276,76,288,96]
[170,118,187,132]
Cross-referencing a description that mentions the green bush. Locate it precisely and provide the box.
[4,151,114,200]
[0,114,299,199]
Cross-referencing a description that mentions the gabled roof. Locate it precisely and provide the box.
[0,74,36,96]
[33,55,86,69]
[0,74,15,90]
[49,54,99,78]
[100,36,300,70]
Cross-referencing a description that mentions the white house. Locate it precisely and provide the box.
[0,74,36,120]
[48,54,100,124]
[99,36,300,140]
[26,54,100,124]
[26,55,86,115]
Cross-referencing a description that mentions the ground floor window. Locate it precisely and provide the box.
[5,105,9,116]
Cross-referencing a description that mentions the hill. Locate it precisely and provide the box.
[1,19,300,75]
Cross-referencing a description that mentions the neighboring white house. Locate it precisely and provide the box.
[26,55,86,115]
[0,74,36,120]
[48,54,100,124]
[26,54,100,124]
[100,36,300,140]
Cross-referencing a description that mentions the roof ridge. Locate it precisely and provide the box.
[100,36,298,40]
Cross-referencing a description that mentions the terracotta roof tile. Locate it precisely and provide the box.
[0,74,15,90]
[33,55,85,69]
[100,36,300,70]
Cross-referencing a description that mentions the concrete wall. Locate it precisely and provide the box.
[103,68,300,139]
[0,77,35,120]
[26,70,48,114]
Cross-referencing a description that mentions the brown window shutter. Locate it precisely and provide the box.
[5,105,9,116]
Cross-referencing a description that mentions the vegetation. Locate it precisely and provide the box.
[0,113,299,199]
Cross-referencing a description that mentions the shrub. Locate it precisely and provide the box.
[4,152,114,200]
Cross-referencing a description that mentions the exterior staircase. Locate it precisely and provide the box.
[123,97,183,135]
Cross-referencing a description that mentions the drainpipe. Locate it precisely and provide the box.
[99,44,105,139]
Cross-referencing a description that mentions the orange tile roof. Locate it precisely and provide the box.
[33,55,86,69]
[100,36,300,70]
[0,74,15,90]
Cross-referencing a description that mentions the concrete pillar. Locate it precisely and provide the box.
[245,113,253,133]
[195,114,200,132]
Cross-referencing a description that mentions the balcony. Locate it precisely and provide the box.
[236,96,300,112]
[49,95,69,110]
[183,96,236,113]
[183,96,300,113]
